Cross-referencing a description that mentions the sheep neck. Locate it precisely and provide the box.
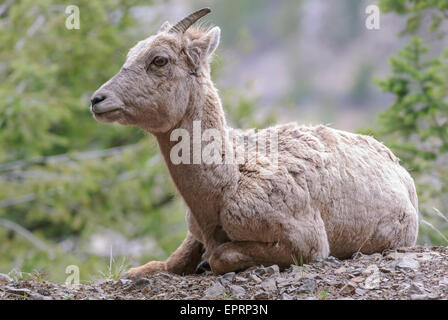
[155,84,238,221]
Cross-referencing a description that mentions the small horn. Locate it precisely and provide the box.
[169,8,211,34]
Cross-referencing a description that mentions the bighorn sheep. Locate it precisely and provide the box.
[90,8,418,278]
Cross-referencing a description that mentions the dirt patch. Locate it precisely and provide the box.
[1,245,448,300]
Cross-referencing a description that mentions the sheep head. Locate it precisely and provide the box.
[90,8,220,133]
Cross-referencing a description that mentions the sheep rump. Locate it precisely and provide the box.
[219,123,418,261]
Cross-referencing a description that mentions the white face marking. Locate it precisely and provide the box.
[123,35,155,68]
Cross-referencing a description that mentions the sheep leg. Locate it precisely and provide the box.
[209,241,317,275]
[122,231,203,279]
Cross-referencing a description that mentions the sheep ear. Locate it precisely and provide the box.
[158,21,171,33]
[188,27,221,62]
[203,26,220,57]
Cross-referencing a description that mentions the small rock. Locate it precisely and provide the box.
[288,264,302,273]
[355,288,366,295]
[369,253,383,261]
[253,266,266,276]
[204,282,225,298]
[427,293,441,300]
[250,274,262,283]
[26,292,50,300]
[324,256,341,266]
[93,278,112,285]
[410,294,428,300]
[222,271,236,281]
[253,291,269,300]
[386,251,404,260]
[334,266,347,274]
[235,276,248,283]
[362,264,379,276]
[265,265,280,276]
[261,278,277,292]
[352,252,366,259]
[414,253,433,261]
[294,272,317,281]
[0,273,13,284]
[157,272,173,279]
[351,276,365,283]
[119,279,132,286]
[400,283,411,291]
[438,277,448,287]
[218,272,236,285]
[339,282,356,295]
[396,257,420,270]
[364,273,380,290]
[175,291,188,298]
[380,266,394,273]
[324,279,339,286]
[144,285,159,294]
[297,279,316,294]
[4,287,49,300]
[5,287,31,295]
[351,268,363,276]
[281,293,293,300]
[229,285,246,298]
[126,278,152,291]
[245,266,259,273]
[413,274,424,281]
[407,283,424,295]
[276,278,293,288]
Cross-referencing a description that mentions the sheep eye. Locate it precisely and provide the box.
[152,56,168,67]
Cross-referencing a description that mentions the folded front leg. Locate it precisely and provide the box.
[122,231,203,279]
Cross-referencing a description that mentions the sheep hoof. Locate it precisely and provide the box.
[195,260,211,274]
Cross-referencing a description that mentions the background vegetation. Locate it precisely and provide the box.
[366,0,448,244]
[0,0,446,282]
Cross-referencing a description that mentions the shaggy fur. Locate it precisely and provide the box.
[90,16,418,278]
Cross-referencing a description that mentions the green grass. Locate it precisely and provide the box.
[318,289,329,300]
[97,248,129,281]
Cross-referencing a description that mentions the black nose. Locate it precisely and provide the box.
[91,95,107,106]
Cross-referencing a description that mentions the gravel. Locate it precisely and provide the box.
[1,245,447,300]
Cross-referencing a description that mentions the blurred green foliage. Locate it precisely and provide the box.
[0,0,268,282]
[0,0,185,283]
[379,0,448,36]
[0,0,148,161]
[368,0,448,244]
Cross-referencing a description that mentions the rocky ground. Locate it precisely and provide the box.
[1,245,448,300]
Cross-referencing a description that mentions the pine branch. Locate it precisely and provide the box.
[0,194,35,209]
[0,143,142,173]
[0,218,55,258]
